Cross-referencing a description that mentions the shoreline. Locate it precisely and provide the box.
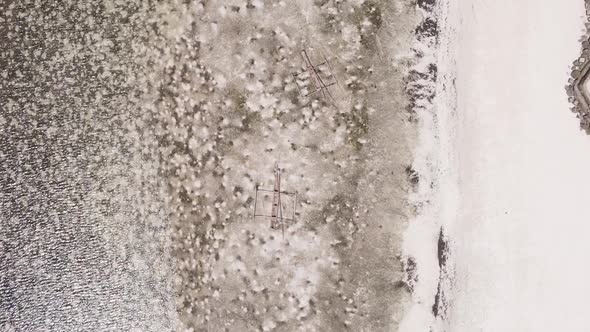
[400,0,457,330]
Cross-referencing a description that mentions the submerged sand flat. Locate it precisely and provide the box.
[0,1,429,331]
[157,1,424,330]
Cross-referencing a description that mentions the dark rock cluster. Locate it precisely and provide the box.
[566,0,590,133]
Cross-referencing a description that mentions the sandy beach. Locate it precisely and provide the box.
[402,0,590,331]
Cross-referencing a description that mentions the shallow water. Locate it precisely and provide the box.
[0,1,427,331]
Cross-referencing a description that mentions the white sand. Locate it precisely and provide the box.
[449,0,590,331]
[404,0,590,331]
